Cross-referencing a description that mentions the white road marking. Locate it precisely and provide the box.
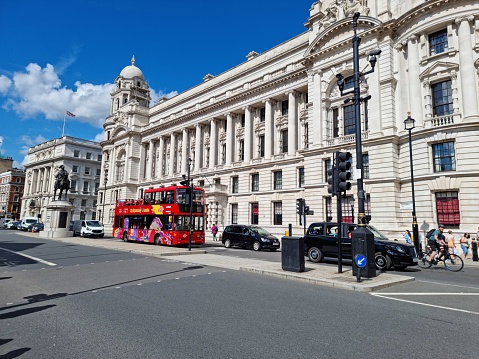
[1,248,57,266]
[371,293,479,315]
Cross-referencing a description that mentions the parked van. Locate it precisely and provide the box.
[72,220,104,238]
[20,217,38,231]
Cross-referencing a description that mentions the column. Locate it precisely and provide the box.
[264,99,274,159]
[209,119,217,169]
[158,137,164,177]
[169,133,176,176]
[244,106,253,162]
[225,113,233,165]
[195,124,202,171]
[287,91,298,156]
[312,71,322,145]
[406,35,423,124]
[146,140,153,180]
[456,16,478,120]
[181,129,188,174]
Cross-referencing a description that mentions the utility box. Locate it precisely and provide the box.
[281,236,305,272]
[352,227,376,278]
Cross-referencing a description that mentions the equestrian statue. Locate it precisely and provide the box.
[53,165,70,201]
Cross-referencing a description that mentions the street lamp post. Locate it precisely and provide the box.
[336,12,380,278]
[404,113,420,254]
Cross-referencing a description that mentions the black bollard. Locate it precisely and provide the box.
[472,240,478,262]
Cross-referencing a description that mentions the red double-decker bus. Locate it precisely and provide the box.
[113,185,206,246]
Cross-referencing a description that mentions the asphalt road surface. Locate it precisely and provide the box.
[1,231,478,358]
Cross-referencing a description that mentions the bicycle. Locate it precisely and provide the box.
[418,246,464,272]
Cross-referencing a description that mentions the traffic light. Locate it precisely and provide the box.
[327,165,338,194]
[304,206,310,215]
[180,174,190,187]
[336,151,352,192]
[296,198,304,215]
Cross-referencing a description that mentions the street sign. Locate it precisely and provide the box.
[354,254,367,268]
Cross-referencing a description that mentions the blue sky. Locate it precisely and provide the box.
[0,0,314,168]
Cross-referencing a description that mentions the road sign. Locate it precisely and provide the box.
[354,254,367,268]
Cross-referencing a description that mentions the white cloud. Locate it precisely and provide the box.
[19,134,48,147]
[0,75,12,94]
[92,132,104,143]
[1,62,178,128]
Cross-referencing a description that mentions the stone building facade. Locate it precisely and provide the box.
[100,0,479,239]
[0,164,25,220]
[22,136,102,222]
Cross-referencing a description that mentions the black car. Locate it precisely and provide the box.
[222,225,281,251]
[28,222,44,233]
[303,222,418,270]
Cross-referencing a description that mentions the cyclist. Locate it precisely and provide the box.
[427,224,445,263]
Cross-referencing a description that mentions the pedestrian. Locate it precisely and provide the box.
[446,230,457,255]
[460,233,470,260]
[404,229,412,244]
[211,223,218,241]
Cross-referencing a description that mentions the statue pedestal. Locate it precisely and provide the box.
[43,201,73,238]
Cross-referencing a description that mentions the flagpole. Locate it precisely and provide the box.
[62,112,66,137]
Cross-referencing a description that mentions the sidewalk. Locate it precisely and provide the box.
[11,231,443,292]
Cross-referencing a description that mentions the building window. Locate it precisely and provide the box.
[251,174,259,192]
[342,196,355,223]
[281,100,289,116]
[221,143,226,164]
[432,141,456,172]
[273,171,282,190]
[231,203,238,224]
[259,135,265,157]
[362,154,369,179]
[241,114,245,128]
[97,154,102,161]
[96,168,101,176]
[16,178,21,183]
[70,180,77,192]
[298,167,305,188]
[251,203,259,224]
[332,108,339,138]
[429,29,448,56]
[260,108,265,122]
[86,152,92,160]
[344,76,354,91]
[273,202,282,225]
[85,167,90,175]
[82,181,89,193]
[232,176,239,194]
[72,165,78,173]
[74,150,80,158]
[325,197,333,222]
[94,182,100,194]
[343,104,355,135]
[324,159,331,182]
[81,199,87,207]
[239,140,244,161]
[436,191,460,227]
[432,80,453,117]
[281,130,288,153]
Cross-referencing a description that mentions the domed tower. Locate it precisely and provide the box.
[110,56,150,114]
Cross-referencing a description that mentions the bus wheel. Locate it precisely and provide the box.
[122,233,128,242]
[154,234,161,245]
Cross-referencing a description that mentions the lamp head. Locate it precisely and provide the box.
[404,112,416,131]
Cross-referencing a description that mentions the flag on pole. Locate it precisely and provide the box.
[66,111,76,117]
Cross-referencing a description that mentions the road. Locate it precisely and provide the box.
[1,230,478,358]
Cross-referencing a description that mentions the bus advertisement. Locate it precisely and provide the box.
[113,185,206,246]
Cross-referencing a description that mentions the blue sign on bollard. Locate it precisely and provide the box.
[355,254,367,268]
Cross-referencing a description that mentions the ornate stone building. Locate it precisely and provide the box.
[100,0,479,239]
[0,163,25,220]
[22,137,102,222]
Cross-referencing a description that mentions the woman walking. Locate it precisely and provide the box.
[460,233,470,260]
